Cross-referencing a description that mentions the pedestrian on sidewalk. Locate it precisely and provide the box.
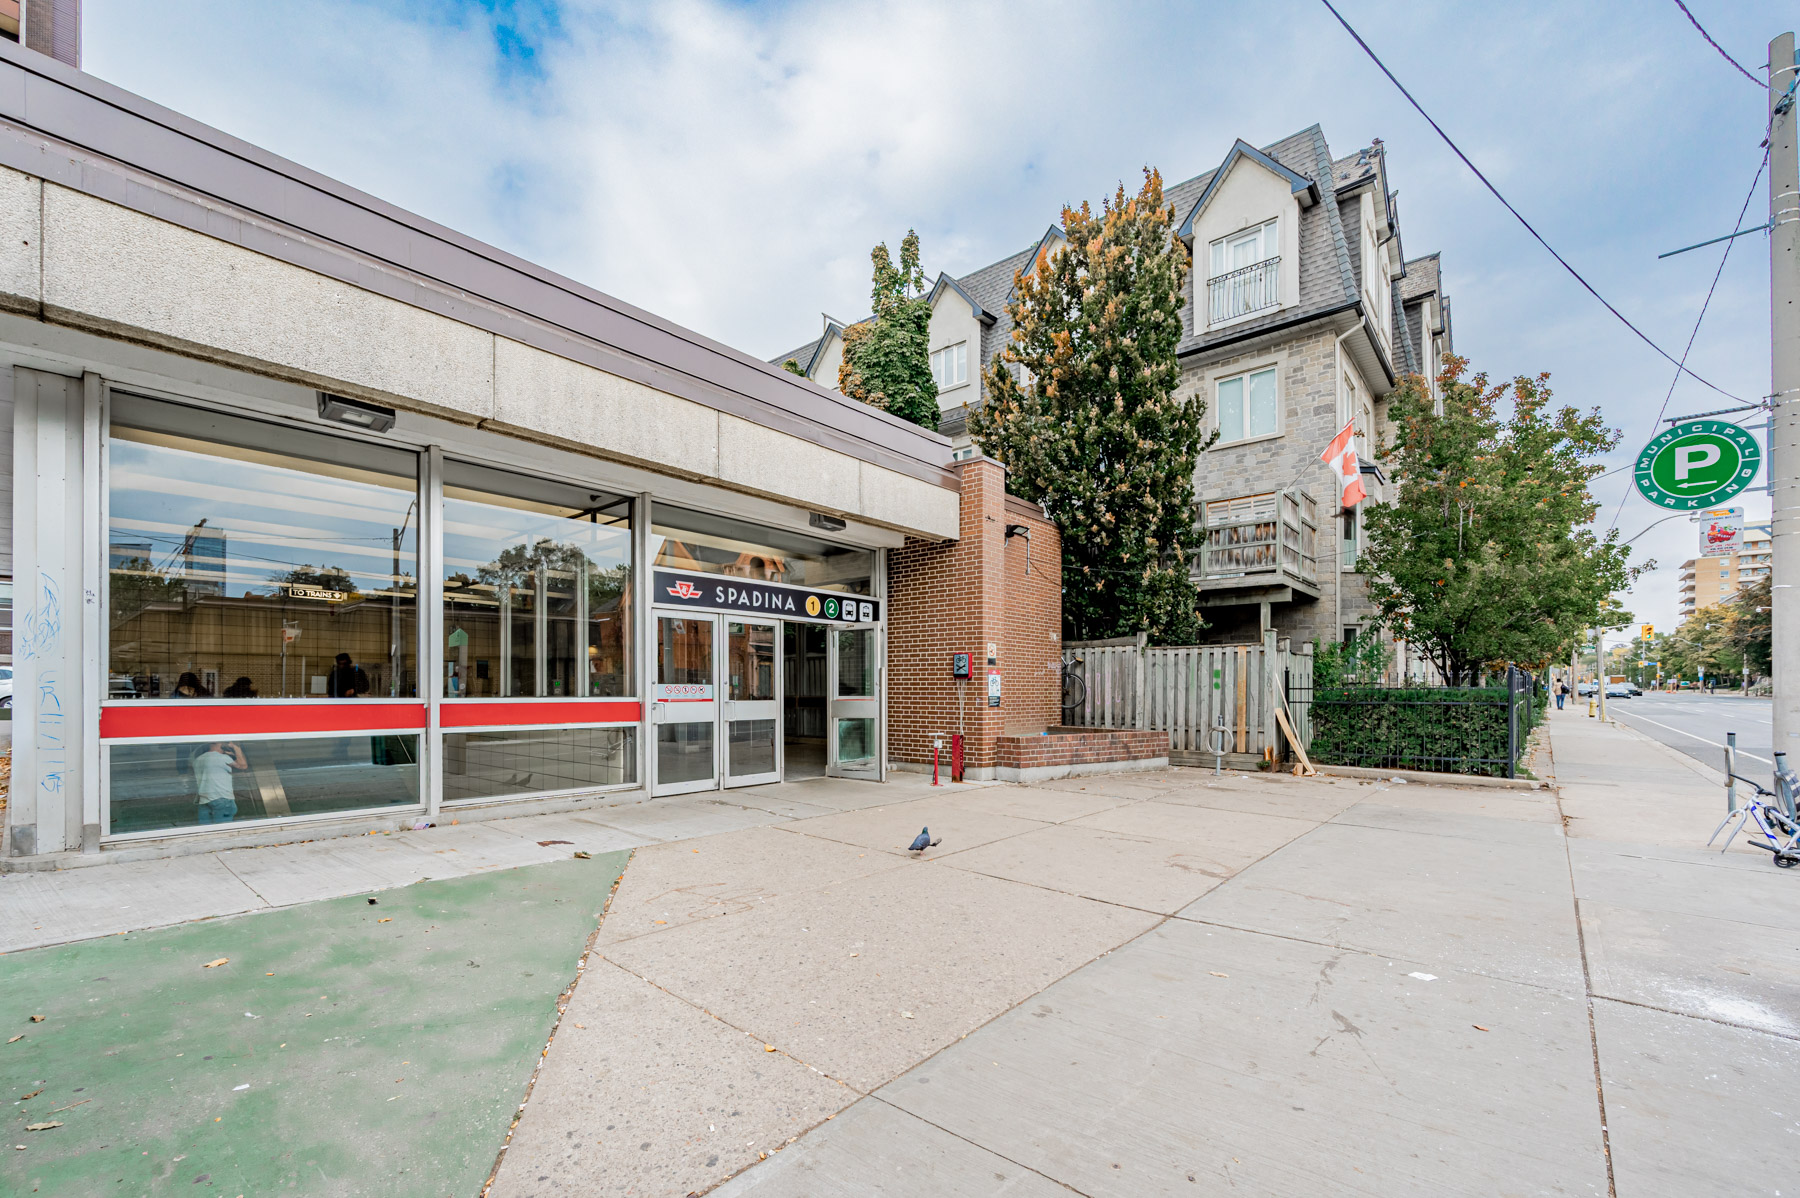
[1556,680,1569,710]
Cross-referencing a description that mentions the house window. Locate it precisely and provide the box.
[951,445,978,462]
[1342,507,1358,570]
[931,342,968,390]
[1208,220,1280,324]
[1216,367,1278,443]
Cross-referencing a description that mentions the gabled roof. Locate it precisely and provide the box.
[1009,225,1067,300]
[1399,252,1441,304]
[926,272,997,324]
[1176,138,1321,243]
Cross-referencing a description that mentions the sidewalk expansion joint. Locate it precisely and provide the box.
[1551,729,1619,1198]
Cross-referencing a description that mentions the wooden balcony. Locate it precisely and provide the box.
[1190,489,1320,604]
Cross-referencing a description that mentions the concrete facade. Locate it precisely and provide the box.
[0,40,1033,867]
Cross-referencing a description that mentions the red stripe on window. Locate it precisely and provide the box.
[440,700,641,728]
[99,703,428,740]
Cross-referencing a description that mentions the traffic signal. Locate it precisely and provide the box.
[1640,623,1654,640]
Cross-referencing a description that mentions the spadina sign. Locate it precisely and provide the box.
[1634,420,1761,510]
[653,570,880,623]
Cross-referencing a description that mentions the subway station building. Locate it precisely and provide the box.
[0,43,1065,866]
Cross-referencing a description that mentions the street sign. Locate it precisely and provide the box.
[1634,421,1761,509]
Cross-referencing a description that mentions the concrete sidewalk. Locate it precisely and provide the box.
[493,708,1800,1197]
[0,776,905,954]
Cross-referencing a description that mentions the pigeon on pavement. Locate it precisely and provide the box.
[908,827,942,854]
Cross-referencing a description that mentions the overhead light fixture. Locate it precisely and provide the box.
[318,392,396,433]
[809,512,847,533]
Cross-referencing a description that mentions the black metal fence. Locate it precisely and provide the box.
[1294,666,1544,778]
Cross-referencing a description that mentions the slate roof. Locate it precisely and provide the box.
[772,337,822,371]
[1398,252,1441,303]
[774,124,1443,431]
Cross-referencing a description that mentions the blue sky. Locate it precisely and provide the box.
[83,0,1795,645]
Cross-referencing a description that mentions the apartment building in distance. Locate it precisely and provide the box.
[1678,529,1772,618]
[775,125,1454,653]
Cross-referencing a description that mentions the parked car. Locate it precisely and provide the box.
[0,664,11,708]
[1604,682,1633,699]
[1628,683,1643,696]
[1577,681,1597,696]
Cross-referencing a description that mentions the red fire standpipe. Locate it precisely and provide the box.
[951,733,964,782]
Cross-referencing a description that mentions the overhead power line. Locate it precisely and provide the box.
[1606,150,1768,536]
[1671,0,1768,89]
[1318,0,1748,405]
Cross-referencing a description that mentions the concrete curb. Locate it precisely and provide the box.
[1314,764,1543,791]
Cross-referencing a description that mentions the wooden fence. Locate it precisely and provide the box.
[1064,632,1313,762]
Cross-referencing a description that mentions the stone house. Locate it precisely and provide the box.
[775,125,1454,663]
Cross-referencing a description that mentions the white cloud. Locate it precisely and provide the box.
[83,0,1798,636]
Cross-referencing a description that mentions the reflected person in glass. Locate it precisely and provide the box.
[192,741,247,823]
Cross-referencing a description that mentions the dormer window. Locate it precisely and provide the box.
[931,342,968,390]
[1208,220,1280,326]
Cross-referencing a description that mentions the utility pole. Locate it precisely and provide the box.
[1771,33,1800,753]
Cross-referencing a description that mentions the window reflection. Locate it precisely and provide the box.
[652,506,872,593]
[443,727,636,802]
[109,734,420,834]
[442,465,632,698]
[107,400,418,700]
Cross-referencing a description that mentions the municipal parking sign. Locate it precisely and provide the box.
[1634,420,1761,510]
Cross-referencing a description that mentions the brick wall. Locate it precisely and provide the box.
[994,729,1167,771]
[887,457,1061,776]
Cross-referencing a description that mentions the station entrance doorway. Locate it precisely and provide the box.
[650,608,881,796]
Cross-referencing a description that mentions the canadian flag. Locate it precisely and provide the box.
[1321,420,1367,509]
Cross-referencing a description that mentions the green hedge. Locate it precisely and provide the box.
[1308,684,1540,778]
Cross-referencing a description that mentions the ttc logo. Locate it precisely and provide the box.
[666,580,703,599]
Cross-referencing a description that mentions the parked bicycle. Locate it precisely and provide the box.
[1060,652,1087,720]
[1712,753,1800,868]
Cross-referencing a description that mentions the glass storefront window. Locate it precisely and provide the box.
[109,734,420,834]
[108,396,419,700]
[442,463,632,698]
[443,727,636,803]
[652,507,872,594]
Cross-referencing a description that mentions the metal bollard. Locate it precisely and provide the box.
[1726,732,1737,815]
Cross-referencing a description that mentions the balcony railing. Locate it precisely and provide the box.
[1208,257,1281,325]
[1190,488,1318,585]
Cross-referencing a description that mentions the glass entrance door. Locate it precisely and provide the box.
[724,619,781,787]
[827,625,881,780]
[653,612,718,795]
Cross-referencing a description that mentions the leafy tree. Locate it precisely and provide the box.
[1728,574,1772,677]
[782,359,806,377]
[837,230,939,428]
[971,169,1207,642]
[1312,633,1394,686]
[1361,359,1644,685]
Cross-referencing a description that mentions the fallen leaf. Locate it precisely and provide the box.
[763,1044,776,1052]
[378,918,392,923]
[24,1123,61,1132]
[1210,971,1229,978]
[537,840,572,847]
[573,851,592,860]
[1473,1024,1489,1032]
[28,1015,43,1023]
[574,1024,585,1029]
[202,958,229,969]
[7,1035,22,1044]
[653,920,667,925]
[19,1090,41,1101]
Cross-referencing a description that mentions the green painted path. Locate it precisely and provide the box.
[1,852,628,1196]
